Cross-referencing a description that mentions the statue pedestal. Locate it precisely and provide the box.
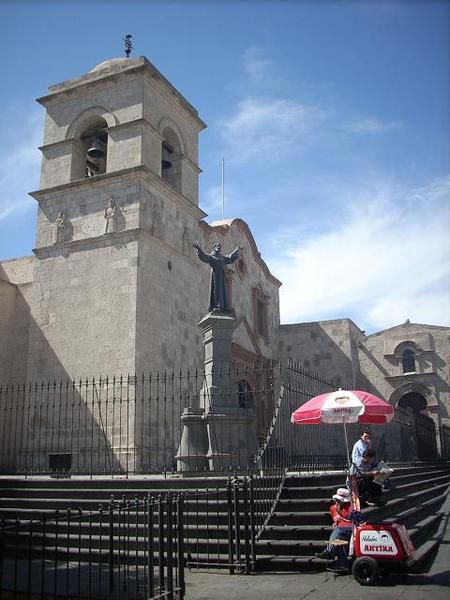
[201,312,257,471]
[205,407,257,471]
[177,311,258,472]
[176,407,208,472]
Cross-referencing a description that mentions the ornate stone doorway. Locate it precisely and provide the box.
[398,391,427,413]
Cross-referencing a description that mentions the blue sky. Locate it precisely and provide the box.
[0,0,449,333]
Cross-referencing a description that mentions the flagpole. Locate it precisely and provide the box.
[221,158,224,220]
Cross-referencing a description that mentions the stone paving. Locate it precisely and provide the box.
[184,499,450,600]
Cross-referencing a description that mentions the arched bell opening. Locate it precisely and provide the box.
[80,116,108,179]
[161,126,182,193]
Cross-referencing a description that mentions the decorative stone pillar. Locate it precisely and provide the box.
[199,312,257,471]
[177,311,258,472]
[177,311,236,472]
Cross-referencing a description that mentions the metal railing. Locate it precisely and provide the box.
[0,363,340,477]
[0,494,185,600]
[183,476,255,573]
[0,362,443,479]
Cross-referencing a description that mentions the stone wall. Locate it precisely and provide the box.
[278,318,364,388]
[32,172,141,250]
[359,323,450,425]
[0,280,18,383]
[24,238,139,381]
[0,258,34,383]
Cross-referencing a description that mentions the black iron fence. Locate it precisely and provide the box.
[0,362,443,479]
[0,494,184,600]
[0,363,340,477]
[0,476,266,598]
[442,424,450,462]
[184,476,255,573]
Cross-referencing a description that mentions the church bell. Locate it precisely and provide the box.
[161,141,173,170]
[86,138,105,159]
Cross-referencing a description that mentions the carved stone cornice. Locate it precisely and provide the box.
[33,228,140,258]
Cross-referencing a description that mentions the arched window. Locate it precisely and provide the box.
[402,349,416,373]
[252,286,269,339]
[237,380,254,410]
[161,127,182,193]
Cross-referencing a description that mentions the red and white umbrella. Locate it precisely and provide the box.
[291,389,394,462]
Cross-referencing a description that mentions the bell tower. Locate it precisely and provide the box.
[27,55,207,381]
[36,55,205,206]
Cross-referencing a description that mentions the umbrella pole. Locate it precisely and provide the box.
[343,421,351,467]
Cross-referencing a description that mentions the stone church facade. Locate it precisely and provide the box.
[278,319,450,442]
[0,56,281,386]
[1,56,449,452]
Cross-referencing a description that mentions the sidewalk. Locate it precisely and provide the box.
[184,501,450,599]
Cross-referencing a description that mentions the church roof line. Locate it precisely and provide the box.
[366,321,450,338]
[202,218,282,288]
[279,317,362,332]
[37,56,206,130]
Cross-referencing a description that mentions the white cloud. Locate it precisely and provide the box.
[270,176,450,332]
[242,47,274,83]
[213,48,449,333]
[221,96,326,164]
[0,108,43,221]
[220,47,403,168]
[346,116,401,134]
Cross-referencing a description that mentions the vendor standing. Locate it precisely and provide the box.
[352,430,371,467]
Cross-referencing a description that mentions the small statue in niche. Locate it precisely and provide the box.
[54,211,66,244]
[193,241,243,313]
[104,198,117,234]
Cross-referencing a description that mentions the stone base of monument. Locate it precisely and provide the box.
[205,408,258,471]
[176,407,208,472]
[177,309,259,472]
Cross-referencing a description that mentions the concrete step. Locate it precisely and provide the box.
[258,524,331,541]
[0,465,448,572]
[0,475,230,491]
[254,555,326,572]
[268,511,331,526]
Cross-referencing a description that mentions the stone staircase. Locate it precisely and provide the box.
[0,464,448,572]
[255,464,450,571]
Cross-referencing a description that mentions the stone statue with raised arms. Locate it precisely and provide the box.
[193,241,243,313]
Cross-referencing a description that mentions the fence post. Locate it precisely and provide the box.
[166,494,174,595]
[108,498,115,593]
[248,474,256,571]
[53,510,59,598]
[0,520,3,598]
[226,478,234,574]
[242,478,251,574]
[147,493,155,598]
[177,494,186,598]
[41,514,46,598]
[158,495,165,593]
[233,475,241,571]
